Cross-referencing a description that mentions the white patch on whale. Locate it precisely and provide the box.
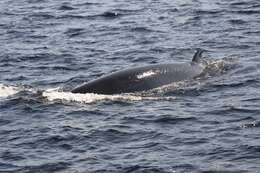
[136,70,158,79]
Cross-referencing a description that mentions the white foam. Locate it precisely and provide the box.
[44,89,141,103]
[0,84,20,98]
[42,88,174,104]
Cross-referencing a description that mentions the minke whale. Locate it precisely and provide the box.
[72,49,205,95]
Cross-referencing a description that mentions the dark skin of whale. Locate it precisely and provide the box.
[71,49,205,95]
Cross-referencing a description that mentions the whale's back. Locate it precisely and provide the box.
[71,63,204,94]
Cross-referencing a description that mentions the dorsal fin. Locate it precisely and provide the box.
[192,48,204,63]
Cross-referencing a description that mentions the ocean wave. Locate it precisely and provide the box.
[58,5,76,11]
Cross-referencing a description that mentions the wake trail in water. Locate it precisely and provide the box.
[0,57,236,103]
[0,84,175,103]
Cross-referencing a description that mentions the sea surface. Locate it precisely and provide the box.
[1,0,260,172]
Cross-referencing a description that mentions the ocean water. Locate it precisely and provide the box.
[1,0,260,172]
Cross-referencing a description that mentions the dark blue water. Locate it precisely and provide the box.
[1,0,260,172]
